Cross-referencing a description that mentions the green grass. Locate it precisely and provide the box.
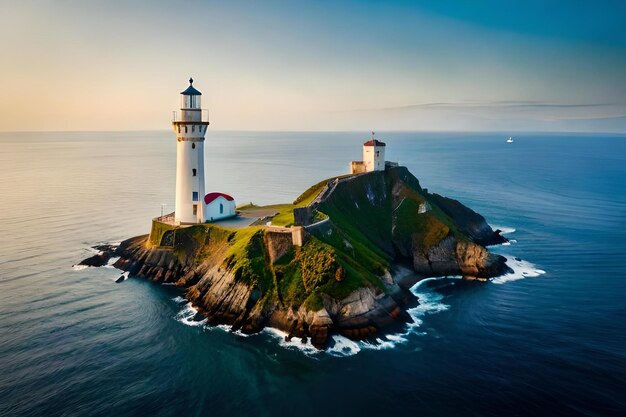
[296,239,338,292]
[224,226,263,266]
[292,174,352,206]
[148,220,177,247]
[275,262,307,310]
[318,259,373,300]
[222,227,276,294]
[311,210,328,222]
[267,204,295,227]
[273,234,386,311]
[293,178,331,206]
[303,291,324,311]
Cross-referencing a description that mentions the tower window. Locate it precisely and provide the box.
[376,151,380,157]
[192,169,197,176]
[220,203,224,214]
[193,204,198,215]
[192,125,195,132]
[192,143,195,149]
[192,192,198,201]
[185,126,188,133]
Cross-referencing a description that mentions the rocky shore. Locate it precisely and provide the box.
[80,166,510,349]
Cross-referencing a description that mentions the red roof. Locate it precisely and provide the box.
[363,139,386,147]
[204,192,234,205]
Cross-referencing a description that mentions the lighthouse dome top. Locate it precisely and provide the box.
[181,78,202,96]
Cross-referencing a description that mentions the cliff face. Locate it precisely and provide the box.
[83,166,509,349]
[313,167,509,284]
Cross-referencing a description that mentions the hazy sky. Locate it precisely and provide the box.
[1,0,625,132]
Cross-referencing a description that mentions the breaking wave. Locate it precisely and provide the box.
[491,225,516,235]
[174,302,207,327]
[72,264,89,271]
[103,256,120,268]
[493,255,546,284]
[490,225,546,284]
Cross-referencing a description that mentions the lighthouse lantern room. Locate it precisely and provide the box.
[172,78,210,224]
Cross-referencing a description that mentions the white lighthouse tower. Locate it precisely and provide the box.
[172,78,209,224]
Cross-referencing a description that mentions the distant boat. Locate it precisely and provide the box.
[507,137,514,143]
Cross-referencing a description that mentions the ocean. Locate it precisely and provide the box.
[1,131,625,416]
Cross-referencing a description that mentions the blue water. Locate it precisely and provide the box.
[1,131,625,416]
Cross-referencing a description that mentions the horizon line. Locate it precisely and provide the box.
[1,128,625,135]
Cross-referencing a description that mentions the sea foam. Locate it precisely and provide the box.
[72,264,89,271]
[175,302,207,327]
[491,225,516,235]
[492,255,546,284]
[103,256,120,268]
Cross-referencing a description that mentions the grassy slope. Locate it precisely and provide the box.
[157,167,475,314]
[265,174,350,227]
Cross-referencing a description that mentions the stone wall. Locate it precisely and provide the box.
[351,161,367,174]
[293,206,313,226]
[264,231,294,263]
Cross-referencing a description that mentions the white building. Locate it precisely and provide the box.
[171,78,236,223]
[204,192,237,222]
[350,137,386,174]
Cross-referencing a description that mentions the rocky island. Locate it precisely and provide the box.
[81,165,510,349]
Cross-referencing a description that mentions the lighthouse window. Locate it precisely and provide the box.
[192,125,195,132]
[185,126,188,133]
[192,192,198,201]
[220,203,224,214]
[192,143,195,149]
[193,205,198,215]
[192,169,197,176]
[376,151,380,157]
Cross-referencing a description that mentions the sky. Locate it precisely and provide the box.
[0,0,625,132]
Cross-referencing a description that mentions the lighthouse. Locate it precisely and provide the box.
[172,78,210,224]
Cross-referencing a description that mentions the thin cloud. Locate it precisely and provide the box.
[359,100,616,112]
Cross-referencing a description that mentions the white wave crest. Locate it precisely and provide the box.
[214,324,252,338]
[492,255,546,284]
[72,264,89,271]
[262,328,407,357]
[262,328,320,355]
[491,225,516,234]
[175,302,207,327]
[103,256,120,268]
[405,277,456,328]
[327,335,361,356]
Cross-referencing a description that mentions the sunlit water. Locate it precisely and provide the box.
[1,131,625,416]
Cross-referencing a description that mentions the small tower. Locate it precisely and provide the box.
[362,133,386,172]
[172,78,210,224]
